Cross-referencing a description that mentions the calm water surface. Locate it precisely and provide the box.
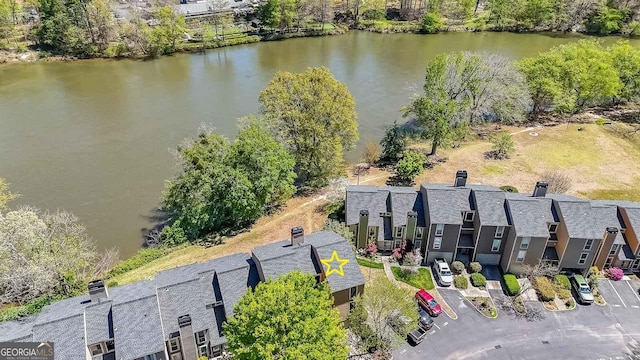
[1,31,637,257]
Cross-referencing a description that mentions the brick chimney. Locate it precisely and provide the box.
[178,315,198,360]
[533,181,548,197]
[454,170,468,187]
[291,226,305,246]
[88,280,108,303]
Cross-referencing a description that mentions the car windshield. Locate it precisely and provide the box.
[580,286,591,294]
[422,316,433,323]
[442,270,452,276]
[428,299,438,307]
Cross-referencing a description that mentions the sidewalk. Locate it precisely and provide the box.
[518,278,539,302]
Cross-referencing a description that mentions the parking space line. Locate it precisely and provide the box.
[626,281,640,305]
[434,323,441,330]
[429,330,436,335]
[443,322,448,327]
[633,305,639,309]
[609,280,627,308]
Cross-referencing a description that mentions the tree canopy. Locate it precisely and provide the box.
[395,151,426,182]
[223,271,348,360]
[259,67,359,188]
[0,207,96,304]
[162,120,296,242]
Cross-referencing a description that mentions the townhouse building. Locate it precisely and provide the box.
[0,229,364,360]
[346,170,640,276]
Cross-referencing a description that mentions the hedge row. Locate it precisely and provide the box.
[503,274,521,296]
[470,273,487,288]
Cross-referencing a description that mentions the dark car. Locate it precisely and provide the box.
[418,308,434,330]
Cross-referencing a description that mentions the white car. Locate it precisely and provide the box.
[433,259,453,286]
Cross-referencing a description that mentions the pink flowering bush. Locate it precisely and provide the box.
[606,267,624,281]
[366,243,378,257]
[392,248,403,260]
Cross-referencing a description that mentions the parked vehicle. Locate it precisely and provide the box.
[418,308,434,330]
[407,326,428,345]
[415,289,442,316]
[433,258,453,286]
[570,274,594,304]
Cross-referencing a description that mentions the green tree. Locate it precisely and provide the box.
[0,178,17,210]
[223,272,348,360]
[380,120,407,161]
[229,118,297,211]
[0,0,16,44]
[490,131,514,159]
[422,12,444,33]
[487,0,515,29]
[259,67,359,188]
[517,50,567,118]
[585,6,627,35]
[395,151,426,182]
[351,277,418,352]
[610,41,640,103]
[259,0,281,29]
[148,6,185,55]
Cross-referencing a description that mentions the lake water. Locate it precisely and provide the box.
[1,31,636,257]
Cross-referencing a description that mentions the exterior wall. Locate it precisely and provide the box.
[251,254,266,282]
[332,284,364,320]
[425,223,459,265]
[594,233,616,270]
[474,226,508,264]
[136,351,167,360]
[559,238,601,272]
[620,208,639,252]
[500,230,517,273]
[503,235,547,275]
[555,217,570,262]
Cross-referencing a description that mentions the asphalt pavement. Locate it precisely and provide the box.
[393,285,640,360]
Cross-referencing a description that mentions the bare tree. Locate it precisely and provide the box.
[540,170,572,194]
[92,247,120,279]
[495,262,558,321]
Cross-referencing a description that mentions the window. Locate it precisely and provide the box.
[584,239,593,251]
[435,224,444,236]
[516,250,526,263]
[416,227,424,239]
[350,286,358,300]
[605,257,614,267]
[395,227,403,238]
[433,237,442,249]
[105,341,115,352]
[578,252,589,265]
[379,212,391,217]
[89,344,103,356]
[520,237,530,250]
[198,345,209,357]
[196,330,207,345]
[491,239,501,252]
[169,339,180,353]
[144,355,157,360]
[549,224,558,233]
[464,211,474,222]
[414,240,422,252]
[171,354,183,360]
[610,244,619,256]
[495,226,505,238]
[211,345,223,357]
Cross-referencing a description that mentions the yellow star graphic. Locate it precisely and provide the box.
[321,250,350,277]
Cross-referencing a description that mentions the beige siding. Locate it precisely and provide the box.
[621,209,640,253]
[555,219,570,262]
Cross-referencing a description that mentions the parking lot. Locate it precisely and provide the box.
[394,284,640,360]
[599,278,640,309]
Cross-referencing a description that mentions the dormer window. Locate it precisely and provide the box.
[464,211,474,222]
[395,227,403,238]
[549,224,558,233]
[435,224,444,236]
[495,226,505,238]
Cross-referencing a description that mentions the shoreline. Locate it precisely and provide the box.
[1,24,636,66]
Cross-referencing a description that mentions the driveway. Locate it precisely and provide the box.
[393,288,640,360]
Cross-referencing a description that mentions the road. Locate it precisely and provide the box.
[394,283,640,360]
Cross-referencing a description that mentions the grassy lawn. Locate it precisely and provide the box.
[356,257,384,269]
[391,267,435,290]
[364,122,640,202]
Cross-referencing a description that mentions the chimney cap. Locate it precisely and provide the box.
[407,210,418,217]
[456,170,468,178]
[606,227,619,233]
[535,181,548,188]
[360,210,369,216]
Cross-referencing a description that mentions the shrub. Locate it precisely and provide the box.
[606,267,624,281]
[558,288,572,300]
[503,274,521,296]
[454,275,468,289]
[451,261,465,274]
[490,132,514,159]
[363,141,381,165]
[587,266,600,289]
[422,12,444,33]
[470,273,486,288]
[555,274,571,290]
[500,185,518,193]
[535,277,556,302]
[366,243,378,257]
[107,281,119,288]
[469,262,482,273]
[105,247,173,279]
[395,151,427,182]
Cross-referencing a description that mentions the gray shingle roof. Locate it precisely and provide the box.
[32,314,86,360]
[0,318,35,341]
[421,184,471,225]
[252,240,319,280]
[346,186,390,241]
[304,232,365,293]
[84,301,113,345]
[621,207,640,236]
[548,196,601,239]
[389,188,426,227]
[505,198,550,238]
[590,205,626,245]
[113,295,165,360]
[619,245,637,261]
[473,189,508,226]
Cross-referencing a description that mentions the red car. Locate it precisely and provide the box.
[415,289,442,317]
